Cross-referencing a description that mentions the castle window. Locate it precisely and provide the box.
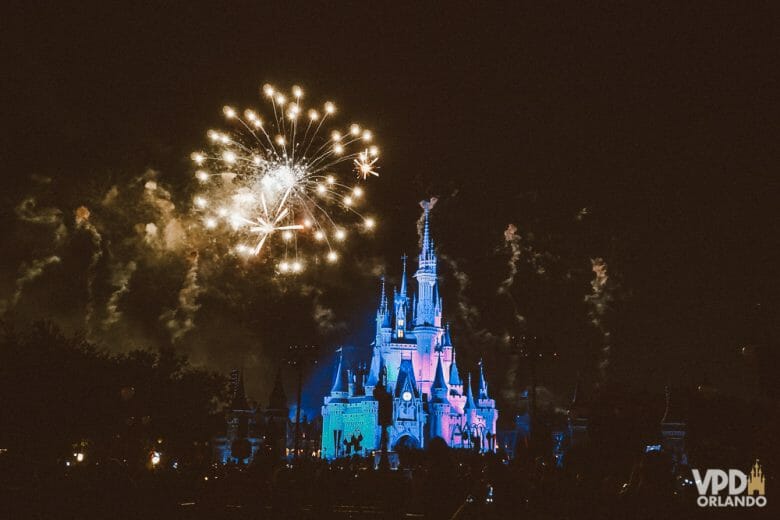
[398,319,404,326]
[398,330,404,338]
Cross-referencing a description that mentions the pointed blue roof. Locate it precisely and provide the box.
[394,358,419,398]
[432,354,447,390]
[464,373,476,410]
[478,359,489,399]
[366,349,385,388]
[449,345,462,387]
[442,323,453,347]
[330,352,349,396]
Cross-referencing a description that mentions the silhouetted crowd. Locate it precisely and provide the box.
[2,441,710,520]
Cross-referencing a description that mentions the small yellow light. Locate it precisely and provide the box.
[369,145,379,157]
[303,218,312,227]
[275,93,286,105]
[191,152,205,165]
[327,251,338,262]
[252,156,262,165]
[282,230,293,241]
[364,217,375,229]
[196,170,209,182]
[279,261,290,272]
[333,143,344,154]
[344,196,353,206]
[205,218,217,229]
[314,230,325,241]
[362,130,372,142]
[316,184,326,194]
[217,207,228,217]
[222,150,236,164]
[207,130,218,141]
[324,101,335,114]
[223,106,236,119]
[76,453,84,462]
[292,85,303,98]
[350,124,361,136]
[335,229,346,241]
[275,135,286,146]
[331,130,342,142]
[194,196,207,208]
[262,84,275,97]
[291,261,303,273]
[326,175,335,184]
[308,109,319,121]
[353,186,363,197]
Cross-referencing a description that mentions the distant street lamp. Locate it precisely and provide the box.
[151,451,161,466]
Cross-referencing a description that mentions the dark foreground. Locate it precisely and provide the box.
[2,450,713,519]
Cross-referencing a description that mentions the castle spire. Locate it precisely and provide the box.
[478,359,489,399]
[330,350,349,397]
[464,373,476,410]
[378,276,388,315]
[432,353,447,392]
[449,340,462,387]
[400,254,408,298]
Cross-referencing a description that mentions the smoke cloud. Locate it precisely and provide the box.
[162,251,202,343]
[103,260,137,329]
[75,206,104,339]
[585,257,614,382]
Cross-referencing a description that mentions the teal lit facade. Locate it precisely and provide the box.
[321,202,498,459]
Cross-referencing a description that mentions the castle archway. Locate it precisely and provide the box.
[393,435,419,450]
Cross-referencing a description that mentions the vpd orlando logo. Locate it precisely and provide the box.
[692,459,766,508]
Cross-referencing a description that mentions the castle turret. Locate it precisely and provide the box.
[464,373,477,425]
[449,341,462,392]
[431,354,448,402]
[330,352,349,399]
[375,277,390,346]
[365,350,385,394]
[429,354,450,441]
[414,201,438,328]
[478,359,489,399]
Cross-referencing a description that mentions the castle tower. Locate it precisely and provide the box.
[429,354,450,442]
[413,200,441,390]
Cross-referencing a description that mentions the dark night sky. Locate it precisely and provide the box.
[2,2,777,414]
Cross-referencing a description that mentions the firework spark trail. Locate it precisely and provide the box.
[75,206,103,338]
[103,260,137,329]
[585,257,613,382]
[190,83,380,272]
[162,251,202,343]
[2,255,62,312]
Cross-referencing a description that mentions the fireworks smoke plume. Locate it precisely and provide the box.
[3,256,62,312]
[417,197,438,247]
[75,206,104,338]
[162,251,202,343]
[103,260,137,329]
[585,257,613,382]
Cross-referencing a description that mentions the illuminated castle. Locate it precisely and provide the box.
[321,202,498,459]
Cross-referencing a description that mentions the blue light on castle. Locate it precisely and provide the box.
[321,201,498,459]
